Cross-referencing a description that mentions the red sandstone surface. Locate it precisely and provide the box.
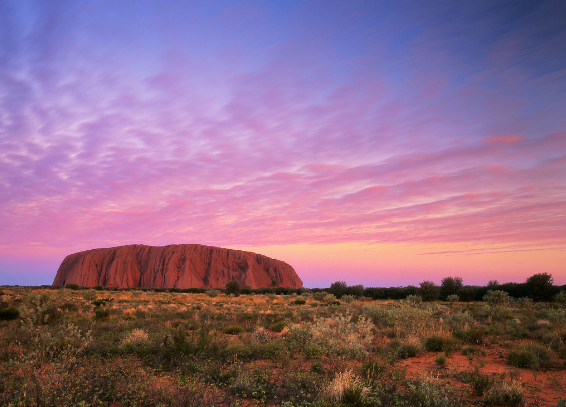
[53,244,302,289]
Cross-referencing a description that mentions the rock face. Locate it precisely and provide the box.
[53,244,303,289]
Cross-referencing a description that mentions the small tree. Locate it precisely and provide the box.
[347,284,364,298]
[329,281,348,298]
[419,281,440,302]
[487,280,499,289]
[225,280,241,296]
[440,276,463,300]
[525,273,556,302]
[457,286,476,302]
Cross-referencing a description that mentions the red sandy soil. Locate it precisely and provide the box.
[398,344,566,406]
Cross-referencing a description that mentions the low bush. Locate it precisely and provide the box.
[60,302,79,312]
[435,354,447,367]
[310,361,324,373]
[304,343,322,359]
[65,284,81,290]
[223,324,244,335]
[405,294,423,304]
[396,343,419,359]
[507,343,553,370]
[484,381,524,406]
[92,298,112,307]
[462,370,493,396]
[424,335,458,352]
[294,298,306,305]
[205,289,220,297]
[82,290,97,301]
[453,327,485,344]
[0,307,19,320]
[94,308,110,320]
[406,377,464,407]
[483,290,512,306]
[341,295,355,303]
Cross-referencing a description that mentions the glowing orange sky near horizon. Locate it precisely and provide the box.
[242,243,566,287]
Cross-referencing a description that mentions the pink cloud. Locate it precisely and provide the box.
[482,136,524,143]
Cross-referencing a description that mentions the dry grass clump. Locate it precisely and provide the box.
[121,328,150,347]
[324,369,368,404]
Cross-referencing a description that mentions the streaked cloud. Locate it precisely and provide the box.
[1,0,565,285]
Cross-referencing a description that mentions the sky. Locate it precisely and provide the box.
[1,0,565,288]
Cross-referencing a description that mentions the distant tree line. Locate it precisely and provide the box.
[40,272,565,302]
[332,273,565,303]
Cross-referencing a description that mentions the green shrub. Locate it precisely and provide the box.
[507,343,552,370]
[92,298,112,307]
[447,294,460,302]
[341,295,355,303]
[362,359,387,381]
[444,312,474,331]
[405,294,423,304]
[268,320,288,333]
[555,290,566,306]
[461,346,477,357]
[60,302,79,312]
[223,324,244,335]
[424,335,458,352]
[484,381,524,406]
[407,377,464,407]
[397,343,419,359]
[435,354,447,367]
[94,308,110,320]
[294,298,306,305]
[229,368,272,400]
[65,283,80,290]
[304,343,322,359]
[0,307,19,320]
[483,290,512,306]
[465,371,493,396]
[284,324,312,350]
[453,328,485,344]
[205,289,220,297]
[19,293,61,325]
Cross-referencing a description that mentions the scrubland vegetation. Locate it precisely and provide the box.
[1,274,565,406]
